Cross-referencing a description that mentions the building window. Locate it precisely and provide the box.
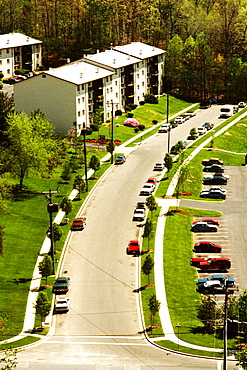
[82,97,85,102]
[77,85,80,92]
[115,81,117,86]
[137,73,139,79]
[78,98,80,104]
[110,87,112,92]
[82,110,85,115]
[106,76,108,82]
[7,59,10,64]
[0,50,2,56]
[142,70,144,75]
[106,88,109,94]
[36,54,39,59]
[7,69,10,74]
[81,84,84,90]
[6,48,9,54]
[137,85,139,90]
[0,61,2,65]
[78,111,81,117]
[142,81,144,86]
[116,92,118,98]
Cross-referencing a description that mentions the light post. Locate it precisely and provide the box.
[111,102,114,164]
[81,123,88,192]
[176,323,181,351]
[41,189,59,275]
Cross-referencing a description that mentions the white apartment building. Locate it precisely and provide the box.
[14,42,165,135]
[0,33,42,78]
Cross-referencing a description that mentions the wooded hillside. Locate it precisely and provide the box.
[1,0,247,101]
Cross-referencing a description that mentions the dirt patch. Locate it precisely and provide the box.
[169,209,189,216]
[179,192,192,196]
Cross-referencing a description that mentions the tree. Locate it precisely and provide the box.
[196,296,221,329]
[60,197,72,217]
[146,195,158,217]
[60,161,72,182]
[93,106,104,133]
[142,219,153,244]
[235,349,247,369]
[148,294,161,327]
[73,174,86,199]
[0,347,18,369]
[142,254,154,284]
[47,223,63,244]
[144,94,158,104]
[164,153,173,177]
[189,127,198,140]
[175,164,189,198]
[0,91,14,144]
[89,155,100,176]
[3,111,56,190]
[34,291,51,328]
[38,255,53,285]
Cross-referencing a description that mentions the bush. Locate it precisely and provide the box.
[152,120,158,124]
[124,105,132,112]
[144,94,158,104]
[128,103,138,110]
[139,101,145,105]
[138,124,145,131]
[126,112,134,118]
[0,72,4,79]
[134,127,139,133]
[85,128,92,135]
[14,69,23,75]
[90,123,99,132]
[115,109,122,116]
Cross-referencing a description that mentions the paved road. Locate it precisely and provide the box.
[16,105,237,369]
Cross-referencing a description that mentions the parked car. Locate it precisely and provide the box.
[170,120,178,128]
[136,201,146,209]
[181,114,190,121]
[192,218,220,226]
[190,222,218,232]
[196,280,226,294]
[233,106,239,114]
[133,208,146,221]
[197,127,207,135]
[238,101,246,108]
[203,174,229,185]
[203,164,224,173]
[190,257,231,271]
[170,141,187,154]
[126,240,140,256]
[158,124,171,133]
[140,183,155,195]
[115,154,126,164]
[202,122,214,130]
[197,274,235,287]
[186,111,196,117]
[153,162,165,171]
[146,177,157,186]
[200,189,226,199]
[201,158,223,166]
[55,297,70,312]
[193,241,222,253]
[174,116,185,124]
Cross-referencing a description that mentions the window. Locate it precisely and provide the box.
[81,85,84,90]
[137,73,139,79]
[115,81,117,86]
[137,85,139,90]
[78,111,81,117]
[36,54,39,59]
[142,70,144,75]
[0,61,2,65]
[110,87,112,92]
[0,50,2,56]
[106,88,109,94]
[82,110,85,115]
[78,98,80,104]
[6,48,9,54]
[82,97,85,102]
[77,85,80,92]
[116,92,118,98]
[7,69,10,74]
[142,81,144,86]
[7,59,10,64]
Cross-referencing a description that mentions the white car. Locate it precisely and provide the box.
[197,127,207,135]
[174,116,185,124]
[133,208,146,221]
[140,183,155,195]
[153,162,165,171]
[158,124,171,133]
[55,297,70,312]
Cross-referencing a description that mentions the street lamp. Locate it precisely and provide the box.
[81,123,88,192]
[176,323,181,350]
[41,189,59,275]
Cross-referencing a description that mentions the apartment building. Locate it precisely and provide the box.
[14,42,165,135]
[0,33,42,78]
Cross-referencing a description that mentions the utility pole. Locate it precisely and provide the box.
[41,190,59,275]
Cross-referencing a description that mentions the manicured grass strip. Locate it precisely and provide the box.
[0,336,40,350]
[155,340,223,358]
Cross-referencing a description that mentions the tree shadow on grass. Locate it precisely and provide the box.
[12,185,40,202]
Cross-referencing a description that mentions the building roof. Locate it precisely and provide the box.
[113,42,165,59]
[45,59,115,85]
[0,33,42,49]
[84,49,141,69]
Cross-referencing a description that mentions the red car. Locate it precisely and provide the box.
[126,240,140,256]
[146,178,157,186]
[194,241,222,253]
[190,257,231,271]
[192,218,220,226]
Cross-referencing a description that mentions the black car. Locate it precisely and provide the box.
[202,122,214,130]
[191,222,218,232]
[170,120,178,128]
[203,174,228,185]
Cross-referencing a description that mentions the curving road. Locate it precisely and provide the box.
[16,106,237,369]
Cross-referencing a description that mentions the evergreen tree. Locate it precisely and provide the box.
[34,291,51,328]
[38,255,53,285]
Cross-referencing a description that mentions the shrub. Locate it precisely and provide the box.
[115,109,122,116]
[85,128,92,135]
[128,103,138,110]
[144,94,158,104]
[138,124,145,131]
[124,105,132,112]
[152,120,158,124]
[14,69,23,75]
[0,72,4,79]
[126,112,134,118]
[90,123,99,131]
[139,101,145,105]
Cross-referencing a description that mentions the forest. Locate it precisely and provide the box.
[1,0,247,101]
